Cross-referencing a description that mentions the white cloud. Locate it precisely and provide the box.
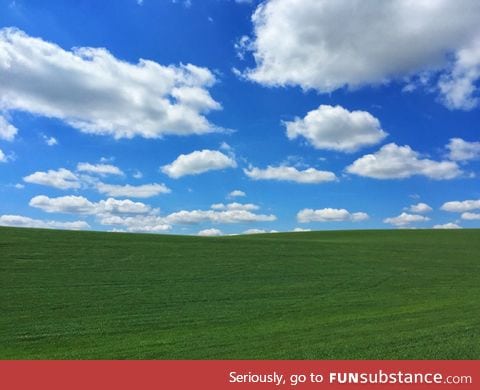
[0,148,6,163]
[198,228,223,236]
[438,38,480,110]
[23,168,80,190]
[161,149,236,178]
[433,223,462,229]
[0,214,89,230]
[242,0,480,108]
[461,212,480,220]
[30,195,95,214]
[132,170,143,179]
[98,198,152,215]
[0,28,221,139]
[29,195,152,215]
[297,208,368,223]
[0,115,17,141]
[284,105,387,152]
[228,189,246,198]
[96,182,170,198]
[77,162,124,176]
[24,193,278,232]
[384,212,430,227]
[244,165,336,183]
[219,141,233,151]
[440,199,480,213]
[446,138,480,161]
[346,143,462,180]
[99,214,171,233]
[43,135,58,146]
[26,194,173,233]
[211,202,259,211]
[242,228,277,234]
[165,208,276,224]
[406,202,432,214]
[293,227,311,232]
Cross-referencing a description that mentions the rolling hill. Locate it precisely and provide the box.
[1,227,479,359]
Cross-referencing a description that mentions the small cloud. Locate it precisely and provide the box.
[384,212,430,227]
[96,182,171,198]
[220,142,233,151]
[228,190,246,198]
[433,223,462,229]
[242,228,277,235]
[405,202,432,214]
[132,170,143,179]
[293,227,311,232]
[42,134,58,146]
[77,162,124,176]
[245,165,336,184]
[161,149,237,178]
[446,138,480,162]
[298,208,369,223]
[0,115,18,141]
[198,228,223,237]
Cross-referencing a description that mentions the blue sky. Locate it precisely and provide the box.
[0,0,479,235]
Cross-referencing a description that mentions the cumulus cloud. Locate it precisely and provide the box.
[24,192,277,232]
[77,162,124,176]
[132,170,143,179]
[27,194,169,233]
[198,228,223,236]
[23,164,170,198]
[96,182,170,198]
[446,138,480,161]
[29,195,152,215]
[210,202,259,211]
[384,212,430,227]
[165,207,276,224]
[461,212,480,220]
[0,149,6,163]
[23,168,81,190]
[440,199,480,213]
[241,0,480,108]
[98,214,171,233]
[242,228,278,234]
[244,165,336,183]
[433,223,462,229]
[42,135,58,146]
[284,105,387,152]
[346,143,462,180]
[0,115,17,141]
[438,38,480,110]
[161,149,237,178]
[406,202,432,214]
[0,214,89,230]
[228,189,246,198]
[293,227,311,232]
[30,195,95,214]
[297,208,368,223]
[0,28,221,139]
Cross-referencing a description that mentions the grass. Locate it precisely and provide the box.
[0,226,479,359]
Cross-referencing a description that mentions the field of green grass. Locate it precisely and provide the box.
[1,226,479,359]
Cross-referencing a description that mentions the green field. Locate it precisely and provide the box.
[1,226,479,359]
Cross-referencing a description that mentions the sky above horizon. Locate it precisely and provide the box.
[0,0,479,236]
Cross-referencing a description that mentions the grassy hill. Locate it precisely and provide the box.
[1,226,479,359]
